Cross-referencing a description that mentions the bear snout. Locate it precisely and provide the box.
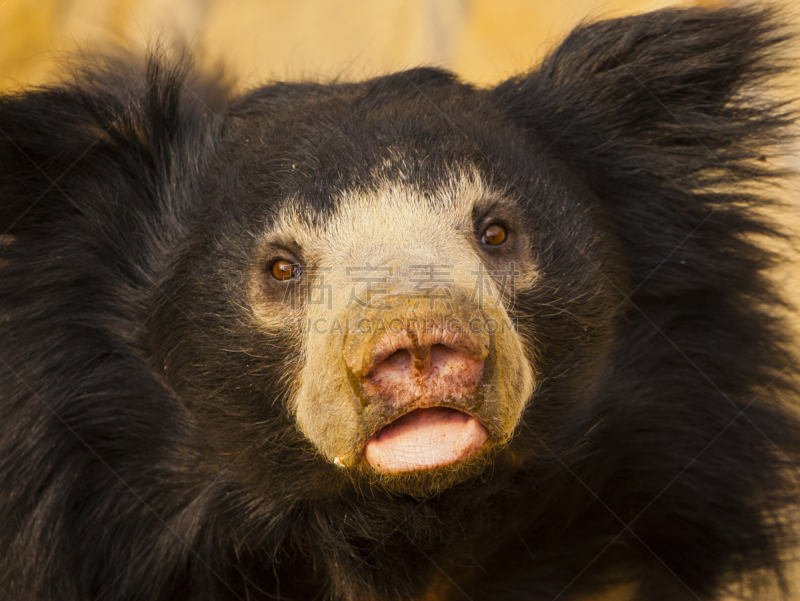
[360,326,488,411]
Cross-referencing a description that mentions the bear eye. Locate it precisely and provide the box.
[481,223,507,246]
[271,259,302,281]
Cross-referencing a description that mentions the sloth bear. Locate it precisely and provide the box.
[1,4,799,601]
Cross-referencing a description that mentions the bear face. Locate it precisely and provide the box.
[0,5,799,601]
[149,76,621,497]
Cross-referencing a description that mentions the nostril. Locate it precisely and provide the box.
[429,344,450,362]
[429,344,474,378]
[384,349,412,372]
[368,349,412,387]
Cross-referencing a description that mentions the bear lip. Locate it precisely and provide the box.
[363,407,488,474]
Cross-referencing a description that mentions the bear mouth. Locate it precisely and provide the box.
[363,407,489,474]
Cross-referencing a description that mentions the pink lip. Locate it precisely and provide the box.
[364,407,489,474]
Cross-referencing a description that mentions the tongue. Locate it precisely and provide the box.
[364,407,488,474]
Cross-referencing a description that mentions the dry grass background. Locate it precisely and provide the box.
[0,0,798,599]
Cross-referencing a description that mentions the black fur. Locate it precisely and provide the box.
[1,5,798,600]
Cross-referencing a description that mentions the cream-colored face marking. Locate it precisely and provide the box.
[248,170,537,474]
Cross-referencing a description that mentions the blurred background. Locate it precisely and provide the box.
[0,0,770,88]
[0,1,799,598]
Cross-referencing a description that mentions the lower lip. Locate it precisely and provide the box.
[364,407,489,474]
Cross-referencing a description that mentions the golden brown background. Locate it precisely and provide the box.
[1,1,799,599]
[0,0,754,88]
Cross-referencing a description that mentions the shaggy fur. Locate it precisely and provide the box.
[0,5,799,601]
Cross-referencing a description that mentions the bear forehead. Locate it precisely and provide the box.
[219,69,538,220]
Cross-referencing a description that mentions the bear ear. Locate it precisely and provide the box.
[491,5,794,192]
[0,51,228,236]
[491,5,795,293]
